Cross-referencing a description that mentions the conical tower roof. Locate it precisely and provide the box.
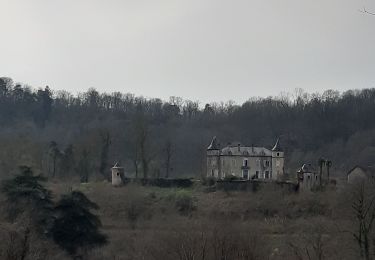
[207,136,220,150]
[271,138,282,151]
[112,162,123,169]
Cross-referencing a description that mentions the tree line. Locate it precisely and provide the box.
[1,77,375,181]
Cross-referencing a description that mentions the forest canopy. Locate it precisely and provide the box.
[1,77,375,180]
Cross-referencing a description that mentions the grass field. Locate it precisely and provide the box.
[0,180,362,259]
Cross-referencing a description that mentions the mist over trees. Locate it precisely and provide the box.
[1,76,375,180]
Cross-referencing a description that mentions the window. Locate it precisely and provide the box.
[255,171,259,179]
[256,159,260,167]
[265,171,269,179]
[264,160,270,167]
[276,161,280,167]
[243,159,248,167]
[117,172,120,176]
[211,169,214,177]
[277,152,279,156]
[243,170,249,179]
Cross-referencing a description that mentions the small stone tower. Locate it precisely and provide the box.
[271,138,285,180]
[111,162,125,186]
[206,136,221,178]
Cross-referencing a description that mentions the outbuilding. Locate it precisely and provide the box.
[347,165,375,184]
[111,163,125,186]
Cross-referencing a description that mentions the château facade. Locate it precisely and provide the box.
[206,137,284,181]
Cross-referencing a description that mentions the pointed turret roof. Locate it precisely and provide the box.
[271,138,282,151]
[207,136,220,150]
[112,162,123,169]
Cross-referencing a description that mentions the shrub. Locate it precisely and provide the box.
[135,178,193,188]
[120,185,152,228]
[223,175,240,181]
[126,199,145,229]
[201,177,216,186]
[170,190,196,215]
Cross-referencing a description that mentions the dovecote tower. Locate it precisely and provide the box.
[111,162,125,186]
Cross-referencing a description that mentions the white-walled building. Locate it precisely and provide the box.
[297,164,319,191]
[111,163,125,186]
[347,165,375,184]
[206,137,284,181]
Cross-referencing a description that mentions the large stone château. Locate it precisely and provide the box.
[206,137,284,180]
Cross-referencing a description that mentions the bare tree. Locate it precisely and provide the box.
[164,140,173,178]
[48,141,61,178]
[132,109,152,179]
[132,141,140,179]
[326,160,332,182]
[99,131,111,181]
[318,158,326,188]
[77,149,90,183]
[350,182,375,260]
[288,223,326,260]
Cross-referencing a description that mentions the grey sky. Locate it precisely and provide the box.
[1,0,375,103]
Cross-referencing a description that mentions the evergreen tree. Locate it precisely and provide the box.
[50,191,107,258]
[1,166,54,234]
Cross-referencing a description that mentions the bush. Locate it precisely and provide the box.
[223,175,241,181]
[126,200,144,229]
[201,177,216,186]
[124,186,151,228]
[135,178,193,188]
[167,190,196,215]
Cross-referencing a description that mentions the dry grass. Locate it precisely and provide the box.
[0,181,360,259]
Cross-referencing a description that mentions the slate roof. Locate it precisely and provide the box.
[112,162,124,169]
[347,165,375,177]
[220,145,272,156]
[207,137,280,156]
[207,136,220,150]
[297,163,316,173]
[272,138,282,151]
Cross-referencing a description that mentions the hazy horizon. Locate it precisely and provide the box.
[1,0,375,103]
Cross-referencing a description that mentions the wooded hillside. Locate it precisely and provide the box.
[1,77,375,180]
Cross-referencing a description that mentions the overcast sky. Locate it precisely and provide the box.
[1,0,375,103]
